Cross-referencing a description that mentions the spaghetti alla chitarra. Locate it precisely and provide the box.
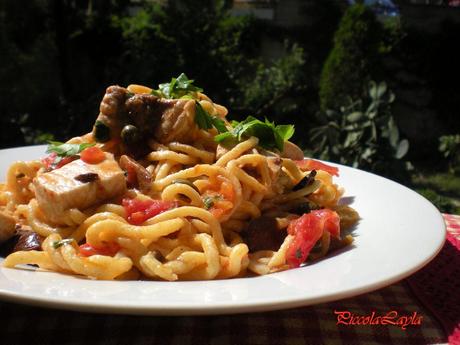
[0,74,359,281]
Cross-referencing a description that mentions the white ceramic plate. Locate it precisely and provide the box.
[0,146,446,315]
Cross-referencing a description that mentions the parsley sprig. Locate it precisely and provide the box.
[152,73,203,99]
[46,141,95,166]
[215,116,294,151]
[151,73,295,152]
[202,195,223,209]
[195,101,228,133]
[52,239,75,249]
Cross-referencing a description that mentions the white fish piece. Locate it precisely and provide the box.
[34,153,126,224]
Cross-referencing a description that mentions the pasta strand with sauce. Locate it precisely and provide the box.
[0,75,359,281]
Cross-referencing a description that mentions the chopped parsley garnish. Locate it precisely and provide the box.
[47,141,95,158]
[52,239,75,249]
[202,195,223,209]
[46,141,95,168]
[151,74,295,152]
[195,101,228,133]
[152,73,203,99]
[214,116,294,151]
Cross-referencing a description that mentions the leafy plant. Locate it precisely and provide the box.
[310,81,411,181]
[439,134,460,174]
[235,43,306,119]
[215,116,294,151]
[152,73,203,99]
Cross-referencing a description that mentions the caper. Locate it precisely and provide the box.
[121,124,141,145]
[94,120,110,142]
[171,179,200,193]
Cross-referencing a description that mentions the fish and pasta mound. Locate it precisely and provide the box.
[0,74,359,281]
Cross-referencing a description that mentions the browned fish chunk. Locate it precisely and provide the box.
[93,86,197,147]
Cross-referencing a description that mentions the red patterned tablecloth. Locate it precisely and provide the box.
[1,214,459,345]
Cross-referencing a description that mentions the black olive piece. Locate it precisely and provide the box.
[121,124,141,145]
[74,173,99,183]
[293,170,317,191]
[94,120,111,142]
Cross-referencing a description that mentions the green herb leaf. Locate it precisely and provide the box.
[275,124,295,141]
[202,195,223,210]
[203,196,215,210]
[46,141,95,158]
[52,239,75,249]
[195,102,213,130]
[214,131,234,143]
[150,89,163,97]
[154,73,203,99]
[214,116,295,151]
[194,101,228,134]
[210,115,228,133]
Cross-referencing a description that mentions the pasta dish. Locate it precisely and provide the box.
[0,74,358,281]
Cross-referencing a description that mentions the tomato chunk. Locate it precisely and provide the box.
[295,159,339,177]
[80,146,106,164]
[122,198,177,225]
[41,153,77,170]
[79,242,120,257]
[286,209,340,268]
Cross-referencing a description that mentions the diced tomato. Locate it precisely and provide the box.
[202,178,235,219]
[313,209,341,239]
[41,153,77,170]
[56,156,77,168]
[41,153,57,170]
[79,242,120,257]
[286,209,340,268]
[220,180,235,202]
[80,146,106,164]
[122,198,177,225]
[209,207,224,219]
[295,159,339,177]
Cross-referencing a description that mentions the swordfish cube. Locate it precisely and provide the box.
[34,153,126,224]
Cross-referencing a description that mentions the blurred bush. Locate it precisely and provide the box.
[310,81,411,182]
[0,0,309,148]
